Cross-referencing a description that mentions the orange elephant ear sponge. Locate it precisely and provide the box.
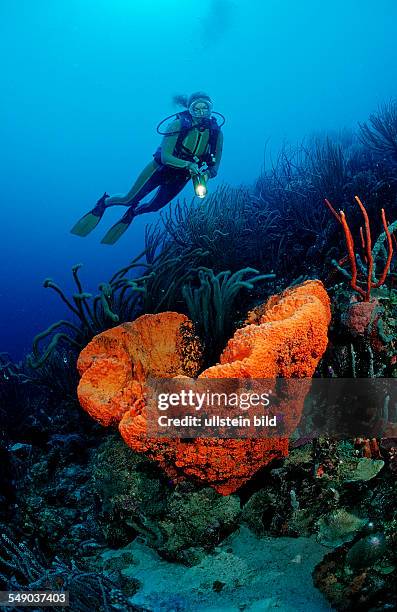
[202,280,331,379]
[76,281,331,495]
[76,313,202,426]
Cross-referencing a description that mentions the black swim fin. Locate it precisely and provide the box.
[70,192,109,237]
[101,208,136,245]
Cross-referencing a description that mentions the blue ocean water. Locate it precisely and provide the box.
[1,0,397,360]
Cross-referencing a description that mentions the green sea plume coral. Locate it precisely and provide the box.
[27,230,209,369]
[359,100,397,162]
[27,255,150,369]
[28,263,121,369]
[182,266,275,363]
[161,184,281,272]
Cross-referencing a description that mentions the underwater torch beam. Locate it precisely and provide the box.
[192,173,208,199]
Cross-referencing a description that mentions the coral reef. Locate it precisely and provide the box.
[4,98,397,610]
[238,436,397,610]
[313,531,396,611]
[0,533,146,612]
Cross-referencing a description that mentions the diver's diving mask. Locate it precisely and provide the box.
[189,98,213,119]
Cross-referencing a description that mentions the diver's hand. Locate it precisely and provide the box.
[187,162,200,175]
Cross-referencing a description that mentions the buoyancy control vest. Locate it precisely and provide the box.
[153,110,220,168]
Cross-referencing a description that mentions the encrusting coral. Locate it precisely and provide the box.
[76,281,331,495]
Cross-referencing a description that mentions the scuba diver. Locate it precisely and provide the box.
[71,92,224,244]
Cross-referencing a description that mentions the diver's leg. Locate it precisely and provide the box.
[133,174,189,216]
[100,164,168,245]
[101,172,189,245]
[104,161,161,208]
[71,161,161,237]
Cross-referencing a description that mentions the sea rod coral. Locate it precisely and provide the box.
[325,195,393,302]
[76,281,331,495]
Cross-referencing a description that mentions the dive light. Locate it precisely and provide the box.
[192,173,208,198]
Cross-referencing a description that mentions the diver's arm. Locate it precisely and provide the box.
[208,130,223,178]
[160,120,191,169]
